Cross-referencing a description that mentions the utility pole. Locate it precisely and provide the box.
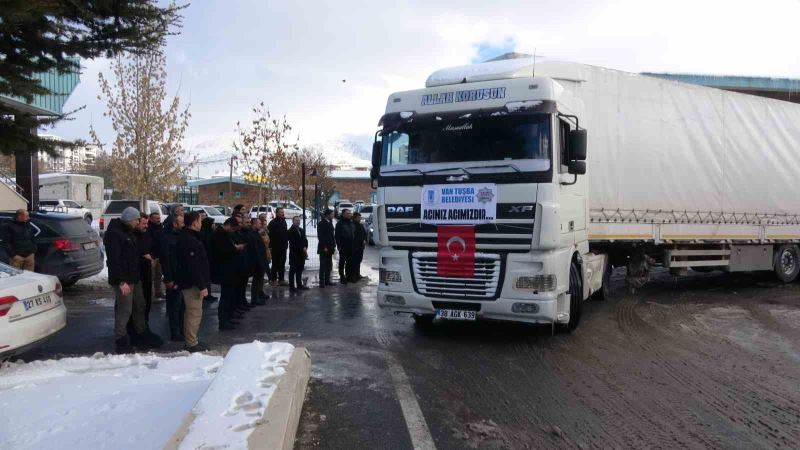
[301,162,306,230]
[228,154,236,207]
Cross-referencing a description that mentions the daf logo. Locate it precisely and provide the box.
[38,285,43,293]
[387,206,414,213]
[508,205,534,213]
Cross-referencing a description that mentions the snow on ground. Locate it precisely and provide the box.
[0,352,222,450]
[179,341,295,450]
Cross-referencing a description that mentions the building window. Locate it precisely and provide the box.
[235,191,242,198]
[219,191,224,198]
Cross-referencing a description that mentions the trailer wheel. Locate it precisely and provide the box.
[774,244,800,283]
[591,259,611,301]
[557,262,583,333]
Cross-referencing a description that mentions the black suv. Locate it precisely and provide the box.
[0,211,103,286]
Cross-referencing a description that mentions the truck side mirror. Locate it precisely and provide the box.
[370,140,382,180]
[568,160,586,175]
[568,129,587,161]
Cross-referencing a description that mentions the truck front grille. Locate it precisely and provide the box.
[410,252,502,300]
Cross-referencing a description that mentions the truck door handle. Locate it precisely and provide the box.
[569,221,575,231]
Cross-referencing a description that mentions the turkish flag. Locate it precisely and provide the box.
[437,226,476,277]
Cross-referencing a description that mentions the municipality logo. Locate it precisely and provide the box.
[476,187,494,204]
[425,189,436,204]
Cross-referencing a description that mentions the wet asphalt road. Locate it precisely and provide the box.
[20,247,800,449]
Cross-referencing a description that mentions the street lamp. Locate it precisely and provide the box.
[228,155,237,207]
[302,164,320,230]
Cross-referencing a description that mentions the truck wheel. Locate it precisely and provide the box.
[412,314,435,328]
[557,262,583,333]
[774,244,800,283]
[591,259,611,301]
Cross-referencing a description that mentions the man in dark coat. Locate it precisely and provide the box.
[248,218,268,304]
[5,209,37,271]
[200,217,217,303]
[352,212,368,282]
[133,213,153,328]
[104,207,162,353]
[160,214,185,341]
[288,215,309,292]
[147,212,164,299]
[212,217,243,330]
[176,211,211,352]
[268,207,289,286]
[317,208,336,287]
[233,214,252,311]
[335,208,355,284]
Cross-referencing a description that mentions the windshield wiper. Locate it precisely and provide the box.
[464,163,522,173]
[422,167,473,176]
[381,168,424,175]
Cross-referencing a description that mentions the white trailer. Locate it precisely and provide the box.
[38,173,105,221]
[372,58,800,331]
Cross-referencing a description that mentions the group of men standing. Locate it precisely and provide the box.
[317,208,368,286]
[105,203,316,354]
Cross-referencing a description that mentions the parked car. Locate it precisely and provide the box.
[39,199,94,224]
[249,205,275,221]
[162,203,187,215]
[0,211,104,287]
[353,200,365,212]
[268,201,308,220]
[0,262,66,360]
[187,205,227,225]
[100,200,166,236]
[211,205,231,216]
[360,204,376,245]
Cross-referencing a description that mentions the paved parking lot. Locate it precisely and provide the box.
[20,247,800,449]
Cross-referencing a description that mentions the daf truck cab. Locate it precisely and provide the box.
[372,59,596,332]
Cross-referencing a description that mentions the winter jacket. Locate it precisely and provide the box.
[246,228,267,273]
[288,225,308,267]
[335,219,355,257]
[267,217,288,251]
[147,220,163,260]
[159,218,181,285]
[5,219,37,257]
[317,218,335,255]
[211,227,238,285]
[353,222,367,254]
[103,218,140,285]
[135,228,153,274]
[176,228,210,291]
[259,229,271,261]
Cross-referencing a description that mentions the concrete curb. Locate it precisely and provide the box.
[164,347,311,450]
[249,347,311,449]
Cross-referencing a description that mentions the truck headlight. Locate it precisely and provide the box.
[514,275,556,292]
[380,269,402,284]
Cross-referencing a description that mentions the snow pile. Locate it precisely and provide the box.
[0,352,222,450]
[179,341,295,450]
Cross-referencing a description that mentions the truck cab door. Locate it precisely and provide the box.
[557,118,587,246]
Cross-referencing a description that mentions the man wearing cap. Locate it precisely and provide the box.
[317,208,336,287]
[104,206,163,353]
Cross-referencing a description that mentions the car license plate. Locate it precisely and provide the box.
[22,294,53,312]
[83,242,97,250]
[435,309,476,321]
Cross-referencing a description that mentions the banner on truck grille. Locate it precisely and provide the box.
[421,183,497,224]
[437,225,476,277]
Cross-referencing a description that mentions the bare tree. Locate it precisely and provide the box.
[90,48,190,207]
[233,102,298,205]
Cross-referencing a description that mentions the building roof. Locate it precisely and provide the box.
[0,58,80,116]
[329,169,370,179]
[186,177,248,187]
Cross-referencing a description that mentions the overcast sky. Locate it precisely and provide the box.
[52,0,800,158]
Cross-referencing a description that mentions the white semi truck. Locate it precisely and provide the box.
[371,58,800,332]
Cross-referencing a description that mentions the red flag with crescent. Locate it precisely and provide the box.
[437,225,476,277]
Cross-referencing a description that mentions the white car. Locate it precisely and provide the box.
[0,262,66,360]
[187,205,228,225]
[249,205,276,221]
[39,199,93,224]
[268,201,308,220]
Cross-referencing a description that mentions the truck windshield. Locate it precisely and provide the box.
[381,114,550,170]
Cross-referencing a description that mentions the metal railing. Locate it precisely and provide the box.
[0,167,26,197]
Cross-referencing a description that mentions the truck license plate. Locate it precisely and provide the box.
[435,309,476,321]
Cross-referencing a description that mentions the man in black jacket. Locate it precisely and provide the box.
[335,209,355,284]
[135,213,154,323]
[212,217,243,330]
[288,216,309,292]
[5,209,37,271]
[104,207,162,353]
[233,214,252,311]
[268,208,289,286]
[160,214,185,341]
[147,212,164,299]
[352,212,368,282]
[248,218,268,304]
[176,211,210,352]
[317,208,336,287]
